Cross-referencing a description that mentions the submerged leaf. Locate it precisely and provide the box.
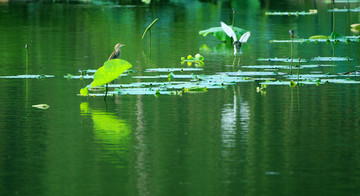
[90,59,132,88]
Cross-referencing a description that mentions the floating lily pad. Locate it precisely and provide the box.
[217,71,285,76]
[242,65,302,69]
[324,79,360,84]
[270,36,359,43]
[145,68,203,72]
[325,0,360,3]
[79,69,134,74]
[311,57,352,61]
[284,74,338,80]
[0,74,54,79]
[260,80,322,86]
[265,10,317,16]
[115,88,175,95]
[309,35,329,39]
[133,74,197,79]
[65,73,128,79]
[328,7,360,12]
[257,57,307,63]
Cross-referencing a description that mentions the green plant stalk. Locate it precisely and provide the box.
[297,58,300,84]
[290,38,293,75]
[25,44,29,74]
[231,10,235,45]
[149,29,151,58]
[104,84,108,101]
[332,1,335,33]
[231,11,235,27]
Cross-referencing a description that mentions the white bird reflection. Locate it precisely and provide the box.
[220,90,250,156]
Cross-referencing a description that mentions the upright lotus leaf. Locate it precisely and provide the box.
[199,26,248,41]
[90,59,132,88]
[330,32,346,40]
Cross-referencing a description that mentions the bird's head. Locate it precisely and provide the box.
[114,43,125,50]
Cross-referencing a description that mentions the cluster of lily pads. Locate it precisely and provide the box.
[256,0,360,92]
[68,62,256,97]
[2,3,359,100]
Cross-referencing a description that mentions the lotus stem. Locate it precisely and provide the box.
[104,83,108,101]
[25,43,28,74]
[149,29,151,58]
[297,58,301,84]
[232,9,235,27]
[332,0,335,33]
[290,38,293,74]
[289,30,295,75]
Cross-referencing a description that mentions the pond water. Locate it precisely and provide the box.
[1,0,360,195]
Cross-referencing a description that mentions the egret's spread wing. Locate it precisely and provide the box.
[239,32,251,43]
[220,22,237,42]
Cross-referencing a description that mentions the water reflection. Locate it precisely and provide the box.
[133,96,150,196]
[80,102,131,167]
[220,86,250,156]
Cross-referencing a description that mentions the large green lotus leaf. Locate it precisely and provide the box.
[330,31,346,40]
[199,26,248,41]
[90,59,132,88]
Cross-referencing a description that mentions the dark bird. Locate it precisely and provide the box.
[104,43,125,101]
[108,43,125,60]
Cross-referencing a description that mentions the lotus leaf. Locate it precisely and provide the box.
[330,32,346,40]
[90,59,132,88]
[199,26,247,41]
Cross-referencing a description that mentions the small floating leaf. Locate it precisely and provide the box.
[309,35,329,39]
[32,104,50,110]
[184,86,207,92]
[67,74,74,79]
[290,80,297,87]
[80,87,89,96]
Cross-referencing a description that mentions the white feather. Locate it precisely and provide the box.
[239,32,251,43]
[220,21,237,42]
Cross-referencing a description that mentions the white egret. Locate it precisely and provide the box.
[220,21,250,56]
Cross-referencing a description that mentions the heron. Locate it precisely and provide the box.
[104,43,125,101]
[220,21,251,56]
[108,43,125,60]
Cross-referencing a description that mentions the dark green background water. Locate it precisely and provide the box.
[0,0,360,195]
